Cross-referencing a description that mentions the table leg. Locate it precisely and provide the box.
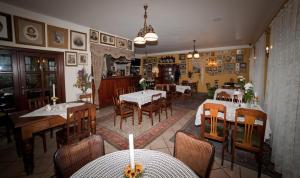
[22,138,34,175]
[14,128,22,157]
[138,107,142,124]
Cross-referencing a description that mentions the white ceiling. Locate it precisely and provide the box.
[0,0,284,54]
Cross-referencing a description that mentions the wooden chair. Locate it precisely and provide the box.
[56,103,96,148]
[141,93,161,125]
[160,93,172,119]
[127,86,136,93]
[182,89,192,98]
[216,91,232,101]
[168,84,177,98]
[116,88,125,97]
[79,93,92,103]
[53,135,105,178]
[174,131,215,178]
[181,80,189,86]
[112,96,134,129]
[231,108,267,178]
[200,103,228,165]
[155,84,164,91]
[28,96,51,152]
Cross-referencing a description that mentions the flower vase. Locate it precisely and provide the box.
[246,100,252,108]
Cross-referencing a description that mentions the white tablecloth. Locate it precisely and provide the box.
[71,149,198,178]
[176,85,191,93]
[119,90,166,108]
[213,88,244,100]
[20,102,84,119]
[194,99,271,141]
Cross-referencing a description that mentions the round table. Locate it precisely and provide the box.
[71,149,198,178]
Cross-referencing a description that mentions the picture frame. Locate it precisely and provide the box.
[70,30,87,51]
[65,51,77,66]
[100,33,115,46]
[89,29,99,43]
[127,40,132,50]
[236,54,243,62]
[116,37,127,49]
[240,63,247,73]
[224,63,235,73]
[78,53,88,65]
[14,16,45,46]
[47,25,68,49]
[0,12,12,41]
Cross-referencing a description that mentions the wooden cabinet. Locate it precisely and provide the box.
[98,76,140,107]
[158,64,178,84]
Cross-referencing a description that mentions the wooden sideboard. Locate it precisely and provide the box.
[98,76,140,107]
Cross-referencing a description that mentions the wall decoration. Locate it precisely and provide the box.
[235,63,240,73]
[193,66,200,73]
[65,51,77,66]
[116,37,127,49]
[144,57,157,64]
[127,40,132,50]
[47,25,68,49]
[179,54,185,60]
[90,29,99,43]
[100,33,115,46]
[240,63,247,73]
[236,54,243,62]
[14,16,45,46]
[224,63,235,73]
[218,66,223,73]
[70,30,87,51]
[0,12,12,41]
[78,53,88,65]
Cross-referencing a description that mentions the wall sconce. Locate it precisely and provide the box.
[265,45,270,57]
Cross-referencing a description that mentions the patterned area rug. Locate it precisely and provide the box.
[96,106,193,150]
[170,117,278,177]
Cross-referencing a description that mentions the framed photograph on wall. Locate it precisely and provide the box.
[14,16,45,46]
[127,40,132,50]
[100,33,115,46]
[224,63,235,74]
[47,25,68,49]
[0,12,12,41]
[78,53,88,65]
[240,63,247,73]
[90,29,99,43]
[70,30,87,51]
[116,37,127,49]
[65,51,77,66]
[236,54,243,62]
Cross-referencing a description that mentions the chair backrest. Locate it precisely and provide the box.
[151,93,162,103]
[174,131,215,178]
[201,103,227,140]
[116,88,125,96]
[53,135,105,178]
[182,80,189,86]
[155,84,164,91]
[28,96,48,111]
[66,103,95,144]
[216,91,232,101]
[169,84,176,92]
[233,108,267,150]
[127,86,136,93]
[79,93,92,103]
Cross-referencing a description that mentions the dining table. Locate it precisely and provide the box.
[194,99,271,141]
[119,90,166,124]
[71,149,198,178]
[12,102,96,175]
[175,85,191,93]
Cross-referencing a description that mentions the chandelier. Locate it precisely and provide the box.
[134,4,158,45]
[187,40,200,59]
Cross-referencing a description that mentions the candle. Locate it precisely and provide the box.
[53,84,55,97]
[128,134,135,170]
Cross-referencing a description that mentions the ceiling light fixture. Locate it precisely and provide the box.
[134,4,158,45]
[187,40,200,59]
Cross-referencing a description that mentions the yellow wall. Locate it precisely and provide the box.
[141,48,250,93]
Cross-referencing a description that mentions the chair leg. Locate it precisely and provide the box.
[165,107,168,119]
[120,116,123,130]
[150,112,153,125]
[221,142,225,166]
[132,114,134,126]
[231,144,235,170]
[158,111,161,122]
[257,153,262,178]
[113,113,116,126]
[50,128,53,138]
[41,133,47,153]
[170,105,172,116]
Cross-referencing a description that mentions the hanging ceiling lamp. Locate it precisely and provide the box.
[187,40,200,59]
[134,4,158,45]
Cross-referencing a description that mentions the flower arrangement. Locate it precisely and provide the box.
[139,78,147,90]
[124,163,143,178]
[73,67,92,93]
[237,75,246,90]
[244,82,254,103]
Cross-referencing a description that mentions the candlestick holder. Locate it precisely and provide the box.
[124,163,143,178]
[51,96,59,107]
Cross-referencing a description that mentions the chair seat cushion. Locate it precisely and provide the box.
[235,126,261,147]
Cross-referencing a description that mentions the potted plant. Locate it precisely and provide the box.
[244,82,254,107]
[139,78,148,90]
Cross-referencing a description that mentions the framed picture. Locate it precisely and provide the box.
[78,53,88,65]
[127,40,132,50]
[100,33,115,46]
[70,30,87,51]
[116,37,127,49]
[236,54,243,62]
[47,25,68,49]
[90,29,99,43]
[240,63,247,73]
[14,16,45,46]
[0,12,12,41]
[235,63,240,73]
[65,51,77,66]
[224,63,235,73]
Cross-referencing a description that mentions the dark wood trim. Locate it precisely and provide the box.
[0,12,13,41]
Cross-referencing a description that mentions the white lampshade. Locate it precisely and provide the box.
[187,53,193,59]
[134,36,146,44]
[144,32,158,42]
[193,53,200,59]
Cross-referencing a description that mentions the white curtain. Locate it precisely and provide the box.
[250,34,266,107]
[264,0,300,177]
